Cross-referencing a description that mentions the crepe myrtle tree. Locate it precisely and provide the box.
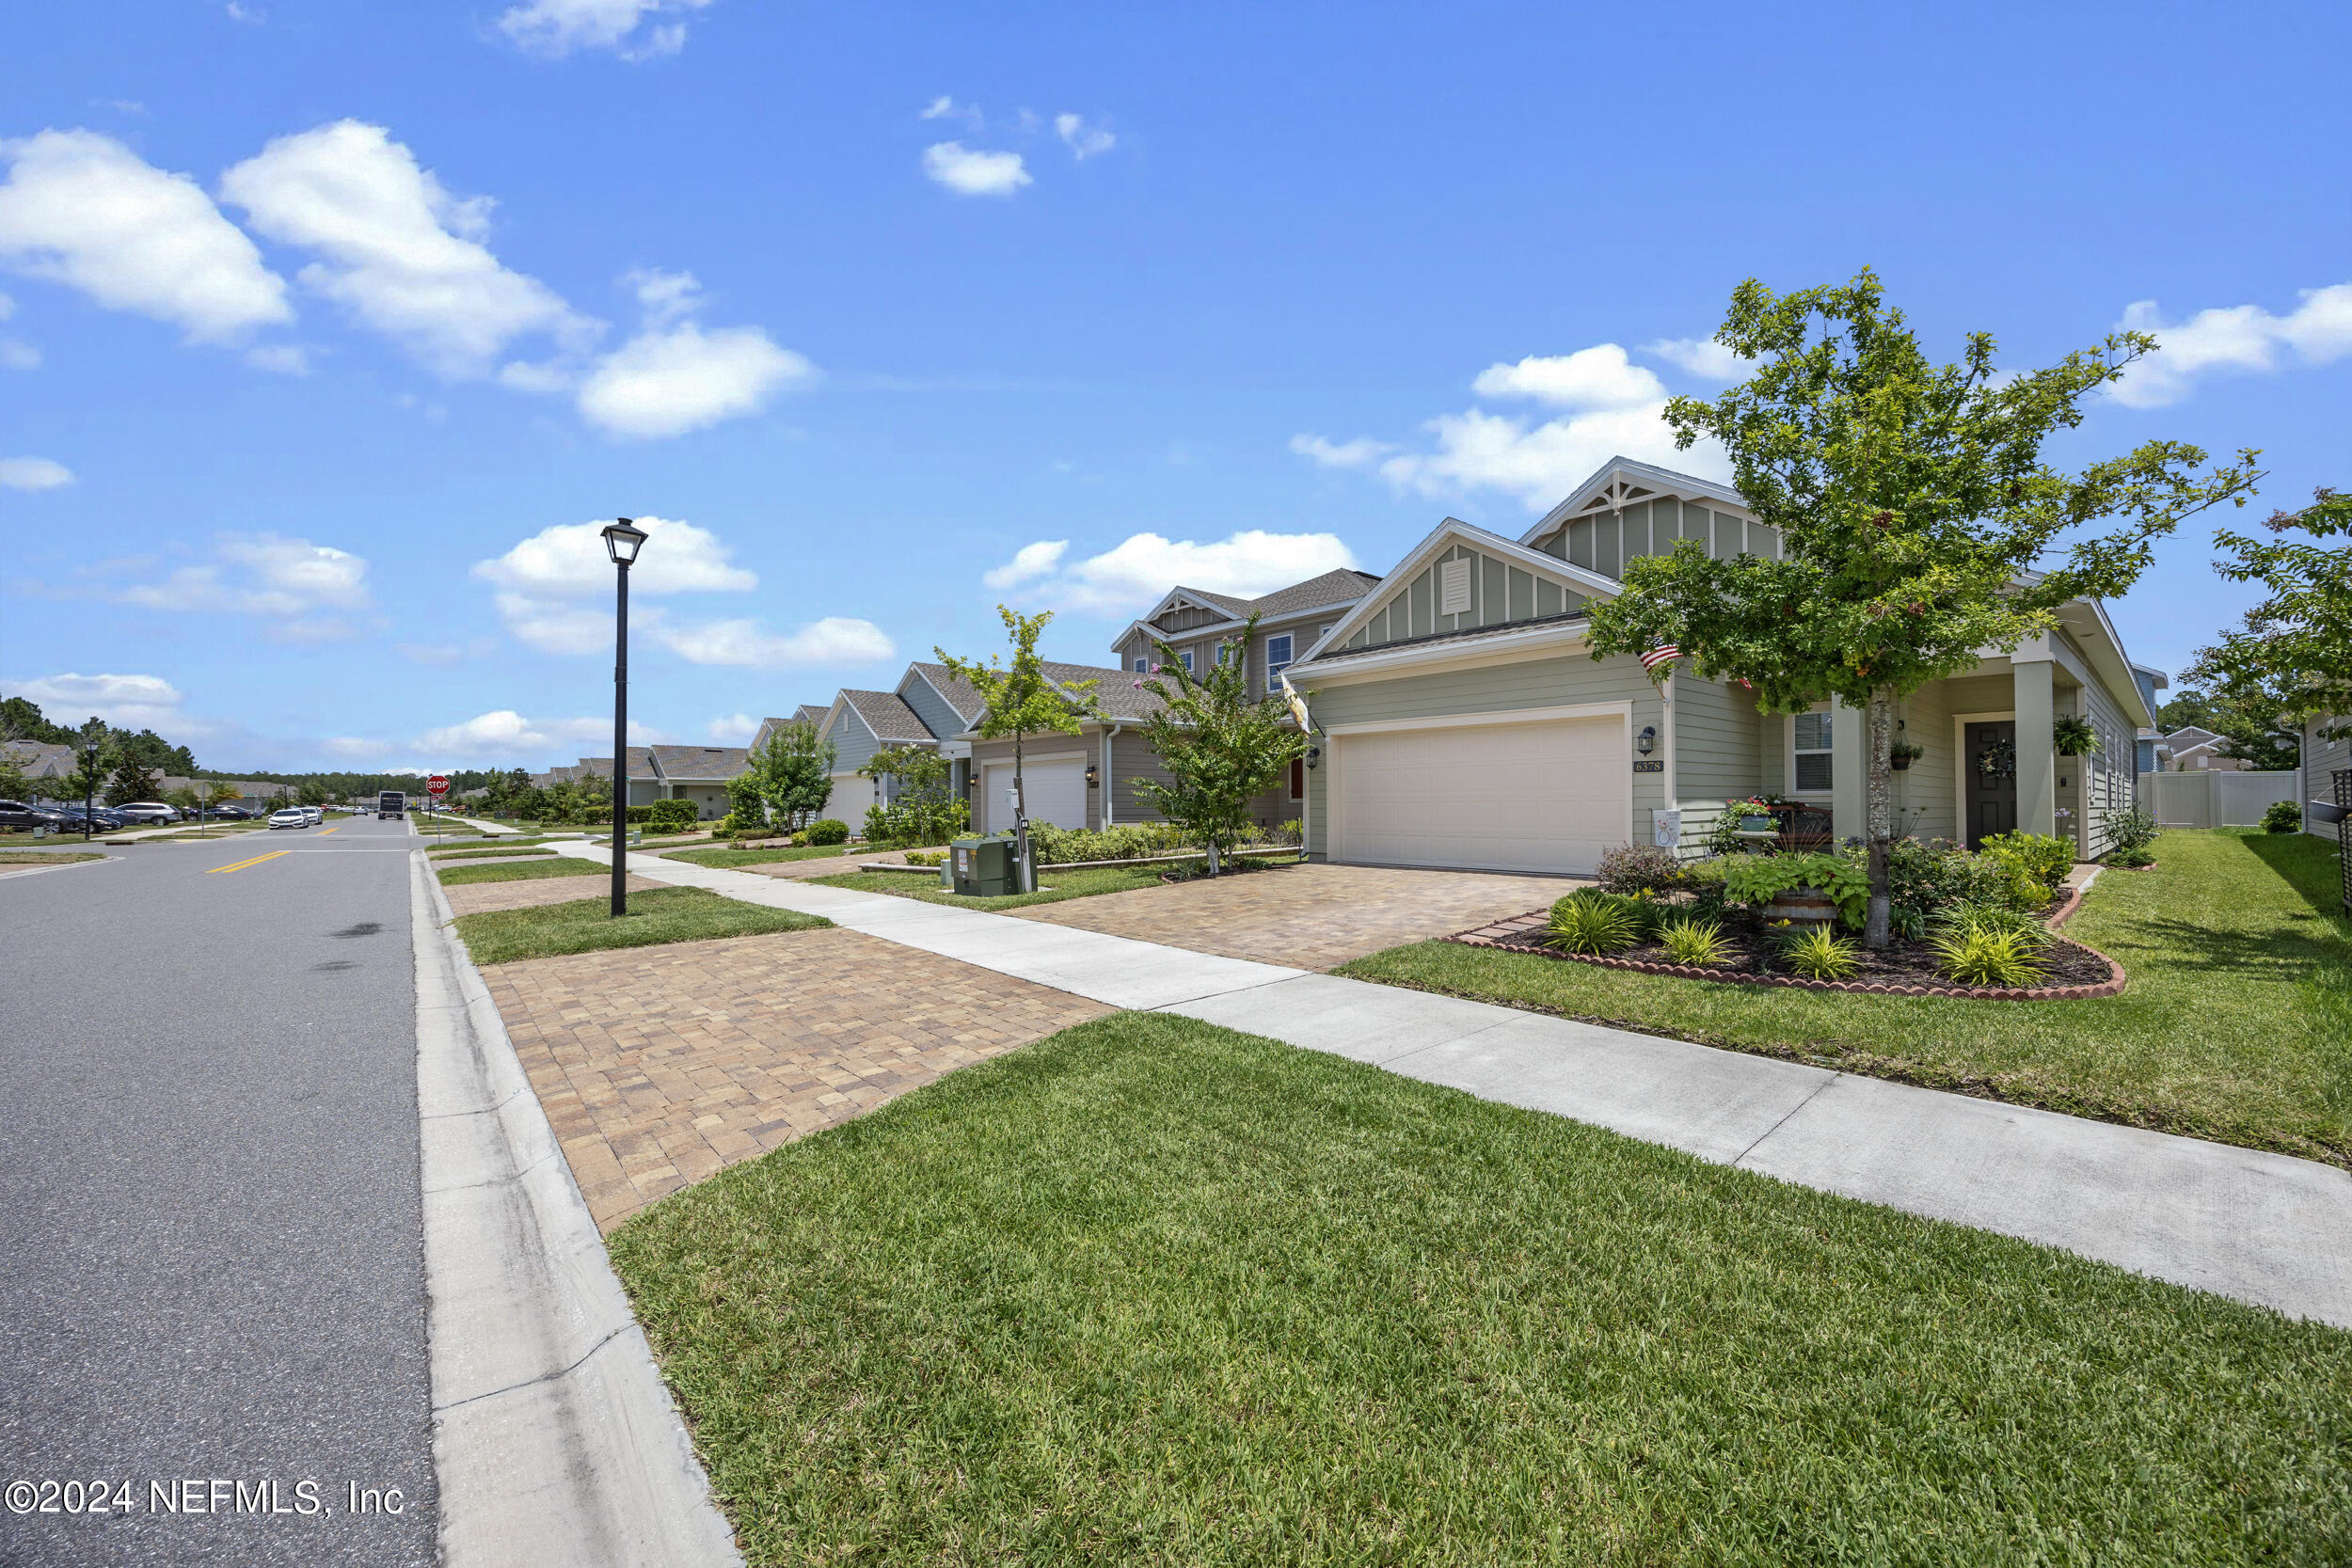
[1132,614,1305,875]
[2186,486,2352,749]
[747,720,835,830]
[1585,269,2263,947]
[936,606,1098,892]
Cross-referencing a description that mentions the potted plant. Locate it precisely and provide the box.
[2052,715,2099,756]
[1889,738,1925,771]
[1728,795,1778,833]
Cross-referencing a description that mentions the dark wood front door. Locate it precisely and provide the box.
[1965,721,2017,849]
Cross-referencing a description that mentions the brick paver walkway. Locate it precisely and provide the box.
[482,927,1111,1230]
[444,871,663,917]
[1009,862,1586,971]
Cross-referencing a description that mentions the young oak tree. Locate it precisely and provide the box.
[1585,269,2262,946]
[1131,614,1304,875]
[935,606,1098,892]
[2185,486,2352,750]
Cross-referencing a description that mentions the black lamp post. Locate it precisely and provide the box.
[601,517,649,917]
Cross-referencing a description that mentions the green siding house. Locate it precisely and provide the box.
[1288,456,2158,876]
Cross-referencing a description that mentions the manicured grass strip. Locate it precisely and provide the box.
[0,849,104,864]
[453,885,830,965]
[611,1012,2351,1566]
[807,855,1301,911]
[668,842,877,868]
[1339,829,2352,1166]
[436,855,607,886]
[428,846,561,862]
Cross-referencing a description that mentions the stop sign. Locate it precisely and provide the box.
[427,774,449,797]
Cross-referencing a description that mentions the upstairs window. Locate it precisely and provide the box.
[1265,633,1294,687]
[1793,709,1833,792]
[1178,650,1194,674]
[1134,657,1149,673]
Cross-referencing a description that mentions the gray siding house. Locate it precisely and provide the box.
[1286,456,2160,876]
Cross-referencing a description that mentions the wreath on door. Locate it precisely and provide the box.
[1976,736,2017,781]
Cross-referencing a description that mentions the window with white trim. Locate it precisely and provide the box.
[1134,657,1148,673]
[1264,633,1294,687]
[1178,650,1194,673]
[1792,708,1833,793]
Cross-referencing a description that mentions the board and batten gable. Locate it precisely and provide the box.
[1337,538,1591,653]
[1527,498,1781,578]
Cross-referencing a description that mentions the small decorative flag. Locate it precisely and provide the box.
[1279,671,1313,733]
[1639,642,1682,673]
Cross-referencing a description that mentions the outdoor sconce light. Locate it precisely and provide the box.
[1085,763,1100,789]
[1636,725,1657,755]
[1306,745,1322,769]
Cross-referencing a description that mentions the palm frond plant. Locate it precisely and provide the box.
[1659,917,1731,967]
[1929,920,2050,988]
[1545,894,1638,957]
[1776,925,1863,980]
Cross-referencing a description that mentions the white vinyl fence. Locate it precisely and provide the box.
[2137,769,2299,830]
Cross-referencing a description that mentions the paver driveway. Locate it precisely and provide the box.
[484,926,1111,1230]
[1009,861,1588,971]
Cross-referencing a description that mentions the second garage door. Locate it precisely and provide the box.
[979,757,1088,835]
[1331,716,1628,875]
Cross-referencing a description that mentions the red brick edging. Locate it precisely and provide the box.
[1445,891,2126,1003]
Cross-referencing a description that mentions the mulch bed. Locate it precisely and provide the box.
[1450,886,2126,1001]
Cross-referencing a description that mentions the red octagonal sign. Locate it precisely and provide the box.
[427,774,449,796]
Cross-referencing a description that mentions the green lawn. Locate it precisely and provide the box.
[0,848,105,864]
[453,885,832,964]
[436,855,605,886]
[808,854,1303,911]
[611,1011,2349,1566]
[427,846,561,861]
[1340,829,2352,1166]
[667,841,876,868]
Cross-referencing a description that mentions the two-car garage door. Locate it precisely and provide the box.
[1329,715,1627,876]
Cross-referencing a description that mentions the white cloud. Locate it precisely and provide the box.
[220,120,592,379]
[1471,345,1665,408]
[2,672,185,730]
[0,455,72,490]
[113,532,372,639]
[577,319,812,437]
[1288,434,1394,469]
[244,343,311,374]
[707,712,755,742]
[1293,339,1728,512]
[495,0,711,58]
[653,615,896,667]
[922,142,1030,197]
[473,515,755,596]
[415,708,667,761]
[1000,531,1359,616]
[1055,113,1116,160]
[0,129,292,343]
[0,340,36,370]
[623,265,701,326]
[920,96,957,120]
[1644,336,1752,379]
[224,2,263,23]
[2109,282,2352,408]
[487,594,614,656]
[982,539,1068,589]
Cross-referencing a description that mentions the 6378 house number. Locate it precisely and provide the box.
[1631,760,1663,773]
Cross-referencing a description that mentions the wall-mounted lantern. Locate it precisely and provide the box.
[1305,745,1322,770]
[1636,725,1657,755]
[1085,763,1100,789]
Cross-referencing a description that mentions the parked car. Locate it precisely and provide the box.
[301,805,324,826]
[213,804,255,820]
[0,799,46,830]
[268,808,310,830]
[114,802,180,824]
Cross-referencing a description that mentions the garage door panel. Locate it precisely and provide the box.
[981,758,1086,833]
[1333,717,1626,875]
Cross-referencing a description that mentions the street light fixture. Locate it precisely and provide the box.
[601,518,649,917]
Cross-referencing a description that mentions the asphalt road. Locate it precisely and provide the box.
[0,815,436,1566]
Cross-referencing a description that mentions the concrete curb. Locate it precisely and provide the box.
[408,851,742,1568]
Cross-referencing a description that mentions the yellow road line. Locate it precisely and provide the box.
[319,826,341,835]
[207,849,291,874]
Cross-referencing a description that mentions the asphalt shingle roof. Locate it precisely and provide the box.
[648,745,750,780]
[839,690,937,743]
[793,704,830,727]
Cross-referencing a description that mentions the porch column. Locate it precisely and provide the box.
[1830,695,1867,844]
[2012,657,2057,838]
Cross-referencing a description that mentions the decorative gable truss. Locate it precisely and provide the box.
[1520,460,1779,580]
[1323,522,1613,656]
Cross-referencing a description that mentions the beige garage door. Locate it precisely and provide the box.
[980,757,1087,835]
[1331,716,1627,875]
[824,771,874,829]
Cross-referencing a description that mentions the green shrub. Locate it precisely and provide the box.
[623,800,699,832]
[1934,904,2052,947]
[1722,852,1870,927]
[2105,846,2156,868]
[1981,830,2072,893]
[1929,919,2050,988]
[2105,806,2158,854]
[1595,842,1685,896]
[1776,925,1862,980]
[1659,916,1729,967]
[1544,894,1638,956]
[2261,800,2301,833]
[805,818,850,846]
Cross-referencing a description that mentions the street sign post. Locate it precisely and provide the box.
[426,774,450,844]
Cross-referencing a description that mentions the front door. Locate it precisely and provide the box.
[1965,721,2017,849]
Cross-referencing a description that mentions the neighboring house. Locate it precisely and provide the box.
[2,740,75,782]
[1112,569,1382,701]
[2301,713,2350,837]
[1284,454,2160,876]
[2163,727,2244,771]
[644,746,750,819]
[816,689,945,827]
[2129,663,2170,784]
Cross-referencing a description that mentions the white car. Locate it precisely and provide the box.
[115,801,181,824]
[268,808,310,830]
[301,805,325,825]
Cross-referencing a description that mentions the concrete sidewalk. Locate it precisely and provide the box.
[550,841,2352,1329]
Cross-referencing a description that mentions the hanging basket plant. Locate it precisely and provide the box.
[1889,738,1926,771]
[2053,716,2100,756]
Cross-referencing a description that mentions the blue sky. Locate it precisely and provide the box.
[3,0,2344,772]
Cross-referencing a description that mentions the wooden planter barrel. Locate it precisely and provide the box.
[1765,886,1838,931]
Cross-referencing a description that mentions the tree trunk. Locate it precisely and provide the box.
[1011,727,1032,893]
[1864,685,1896,948]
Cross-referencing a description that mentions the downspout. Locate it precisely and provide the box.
[1661,671,1677,856]
[1104,723,1120,828]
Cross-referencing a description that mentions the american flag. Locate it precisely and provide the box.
[1639,642,1682,673]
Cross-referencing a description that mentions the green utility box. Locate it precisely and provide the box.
[950,835,1016,897]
